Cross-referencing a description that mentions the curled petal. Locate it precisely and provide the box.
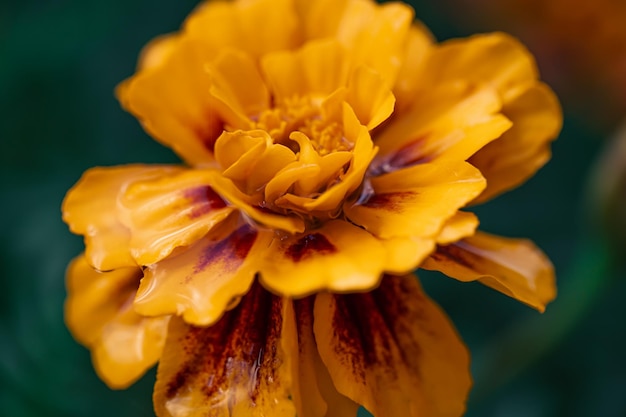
[65,255,168,389]
[436,211,479,244]
[314,274,471,417]
[289,297,359,417]
[153,283,296,417]
[261,40,352,103]
[134,222,271,326]
[422,231,557,312]
[419,32,539,103]
[375,82,511,164]
[117,38,222,165]
[206,49,270,128]
[346,65,396,130]
[62,165,181,270]
[184,0,301,58]
[118,169,235,265]
[345,161,485,239]
[470,82,562,203]
[258,220,387,296]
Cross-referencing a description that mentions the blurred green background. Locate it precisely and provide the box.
[1,0,624,416]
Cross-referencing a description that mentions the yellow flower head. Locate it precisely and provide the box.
[62,0,562,416]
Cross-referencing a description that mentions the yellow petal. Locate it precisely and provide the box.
[289,297,359,417]
[134,222,271,326]
[261,40,351,103]
[345,161,485,239]
[209,173,306,233]
[346,65,396,130]
[118,169,235,265]
[294,0,349,40]
[65,255,168,389]
[436,211,479,244]
[335,0,414,84]
[258,219,386,296]
[153,283,296,417]
[381,235,436,274]
[215,130,297,194]
[470,82,562,203]
[117,38,222,166]
[314,274,471,417]
[184,0,301,58]
[62,165,181,270]
[422,231,557,312]
[393,24,434,112]
[419,32,539,103]
[375,82,511,164]
[206,49,270,128]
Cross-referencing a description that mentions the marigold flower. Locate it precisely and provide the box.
[62,0,562,416]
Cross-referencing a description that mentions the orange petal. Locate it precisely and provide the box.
[65,255,168,389]
[258,220,386,296]
[294,0,349,40]
[334,0,414,84]
[375,82,511,164]
[261,40,351,103]
[118,169,235,265]
[117,38,222,166]
[289,297,359,417]
[153,283,296,417]
[314,274,471,417]
[134,222,271,326]
[422,231,557,312]
[206,49,270,128]
[393,24,434,112]
[184,0,301,58]
[470,82,562,203]
[346,65,396,130]
[345,161,485,239]
[419,32,539,103]
[436,211,479,244]
[62,165,181,270]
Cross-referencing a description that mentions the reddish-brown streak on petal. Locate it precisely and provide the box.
[361,191,417,211]
[431,243,475,270]
[294,297,315,354]
[165,282,283,401]
[389,137,432,167]
[286,233,337,262]
[193,225,257,274]
[184,186,227,219]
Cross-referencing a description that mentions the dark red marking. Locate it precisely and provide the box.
[193,224,257,274]
[184,186,227,219]
[431,243,476,271]
[165,282,284,402]
[285,233,337,262]
[361,191,416,211]
[388,136,433,168]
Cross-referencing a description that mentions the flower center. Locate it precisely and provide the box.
[252,95,353,155]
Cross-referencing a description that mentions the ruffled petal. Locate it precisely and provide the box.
[258,220,386,296]
[205,49,270,128]
[289,297,359,417]
[470,82,562,203]
[345,161,485,239]
[436,211,479,244]
[374,82,511,165]
[118,169,235,265]
[117,38,222,165]
[153,283,296,417]
[134,222,271,326]
[418,32,539,103]
[393,24,434,112]
[261,40,351,103]
[62,165,181,270]
[314,274,471,417]
[346,65,396,130]
[422,231,556,312]
[334,0,414,84]
[65,255,168,389]
[184,0,301,58]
